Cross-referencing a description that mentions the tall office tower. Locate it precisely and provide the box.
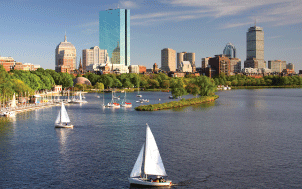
[55,35,76,73]
[177,52,196,72]
[161,48,176,72]
[99,8,130,66]
[244,26,265,68]
[223,43,236,58]
[82,46,110,70]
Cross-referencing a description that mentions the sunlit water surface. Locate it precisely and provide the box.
[0,89,302,188]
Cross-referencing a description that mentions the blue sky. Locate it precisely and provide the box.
[1,0,302,71]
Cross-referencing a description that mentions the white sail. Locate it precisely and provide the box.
[144,125,167,176]
[55,111,61,124]
[130,144,144,178]
[79,92,82,101]
[60,102,70,123]
[11,93,16,108]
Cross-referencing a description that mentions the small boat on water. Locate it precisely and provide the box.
[3,111,15,117]
[128,123,172,186]
[121,92,132,107]
[136,87,142,97]
[55,102,73,128]
[70,91,87,104]
[105,91,120,108]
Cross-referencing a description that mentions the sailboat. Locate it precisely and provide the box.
[121,91,132,107]
[128,124,172,186]
[55,102,73,128]
[136,86,142,97]
[101,90,106,108]
[105,91,120,108]
[3,94,16,117]
[70,91,87,104]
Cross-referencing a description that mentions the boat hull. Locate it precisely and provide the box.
[55,124,74,128]
[128,178,172,186]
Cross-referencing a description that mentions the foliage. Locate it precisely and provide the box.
[95,82,104,91]
[170,78,187,98]
[135,95,219,111]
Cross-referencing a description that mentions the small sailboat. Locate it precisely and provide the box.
[55,102,73,128]
[136,87,142,97]
[121,91,132,107]
[70,91,88,104]
[105,91,120,108]
[129,124,172,186]
[101,90,106,108]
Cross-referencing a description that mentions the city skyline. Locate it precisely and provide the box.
[1,0,302,71]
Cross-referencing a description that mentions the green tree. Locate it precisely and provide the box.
[191,76,216,96]
[170,78,187,98]
[95,82,104,91]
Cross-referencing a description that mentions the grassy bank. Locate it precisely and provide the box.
[231,85,302,89]
[135,95,219,111]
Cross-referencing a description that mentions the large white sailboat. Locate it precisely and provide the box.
[55,102,73,128]
[128,124,172,186]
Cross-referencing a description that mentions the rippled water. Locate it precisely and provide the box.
[0,89,302,188]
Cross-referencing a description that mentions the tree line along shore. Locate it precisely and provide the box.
[1,64,302,108]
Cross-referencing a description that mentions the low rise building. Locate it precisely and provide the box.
[153,63,159,73]
[268,60,287,73]
[230,58,241,74]
[129,65,139,73]
[139,66,146,74]
[208,54,231,77]
[0,56,15,71]
[179,61,192,72]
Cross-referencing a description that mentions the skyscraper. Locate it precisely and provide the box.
[99,9,130,66]
[55,35,76,73]
[161,48,176,72]
[244,26,265,68]
[223,43,236,58]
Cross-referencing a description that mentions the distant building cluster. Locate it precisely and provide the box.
[0,56,40,72]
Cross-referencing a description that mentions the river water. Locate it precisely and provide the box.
[0,89,301,188]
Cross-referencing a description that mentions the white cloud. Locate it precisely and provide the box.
[133,0,302,28]
[119,1,140,9]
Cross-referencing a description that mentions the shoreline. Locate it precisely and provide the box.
[1,102,62,117]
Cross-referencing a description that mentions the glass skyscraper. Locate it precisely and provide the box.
[223,43,236,58]
[99,9,130,66]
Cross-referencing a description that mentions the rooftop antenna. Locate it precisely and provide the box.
[117,3,119,9]
[254,19,257,27]
[64,29,67,42]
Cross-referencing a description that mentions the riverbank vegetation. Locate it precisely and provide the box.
[213,74,302,87]
[2,63,302,104]
[135,95,219,111]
